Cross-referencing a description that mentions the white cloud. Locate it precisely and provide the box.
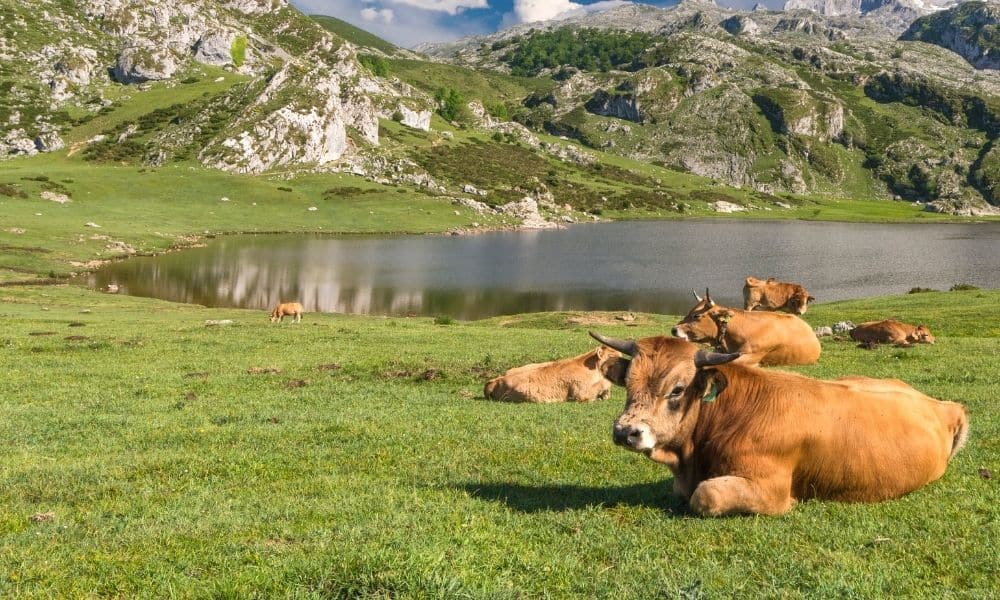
[383,0,489,15]
[360,6,395,22]
[290,0,495,47]
[506,0,632,25]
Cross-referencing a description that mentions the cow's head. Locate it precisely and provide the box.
[787,289,815,315]
[589,332,740,458]
[671,289,727,343]
[909,324,935,345]
[584,345,622,372]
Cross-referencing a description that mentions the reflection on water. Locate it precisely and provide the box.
[84,220,1000,319]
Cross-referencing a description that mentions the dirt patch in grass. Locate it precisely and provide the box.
[184,371,210,379]
[65,335,90,341]
[30,512,55,523]
[317,363,341,372]
[418,368,444,381]
[28,331,57,336]
[248,366,282,375]
[67,322,86,327]
[285,379,309,388]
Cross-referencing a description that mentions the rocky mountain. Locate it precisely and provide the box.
[3,0,1000,215]
[416,0,1000,210]
[901,1,1000,68]
[0,0,432,172]
[782,0,960,33]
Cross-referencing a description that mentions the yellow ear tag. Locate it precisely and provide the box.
[703,382,719,403]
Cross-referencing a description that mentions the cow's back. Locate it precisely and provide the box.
[697,367,964,502]
[850,320,909,344]
[483,355,608,403]
[729,311,820,366]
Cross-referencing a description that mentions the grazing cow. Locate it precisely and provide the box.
[672,290,820,366]
[589,332,969,516]
[850,320,935,348]
[269,302,303,323]
[483,346,621,403]
[743,276,815,315]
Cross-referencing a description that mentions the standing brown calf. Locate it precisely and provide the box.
[483,346,620,403]
[269,302,303,323]
[850,320,935,347]
[743,276,815,315]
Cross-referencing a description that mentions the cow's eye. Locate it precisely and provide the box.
[667,385,685,398]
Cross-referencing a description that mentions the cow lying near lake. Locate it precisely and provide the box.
[850,319,935,348]
[589,332,969,516]
[483,346,622,403]
[743,276,815,315]
[269,302,303,323]
[672,290,820,366]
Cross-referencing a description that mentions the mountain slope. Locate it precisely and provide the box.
[414,1,1000,210]
[901,1,1000,69]
[311,14,402,56]
[0,0,430,173]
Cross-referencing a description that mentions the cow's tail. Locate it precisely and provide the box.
[949,405,970,460]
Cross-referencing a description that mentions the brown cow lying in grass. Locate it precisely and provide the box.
[590,332,969,516]
[484,346,622,403]
[850,319,935,348]
[269,302,303,323]
[743,276,815,315]
[672,290,820,366]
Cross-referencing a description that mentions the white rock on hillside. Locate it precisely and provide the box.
[112,43,179,84]
[194,31,240,67]
[396,104,432,131]
[203,53,380,174]
[500,197,560,229]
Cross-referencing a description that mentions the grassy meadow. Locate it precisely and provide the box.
[0,284,997,597]
[0,63,997,597]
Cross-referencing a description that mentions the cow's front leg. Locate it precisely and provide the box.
[689,474,793,517]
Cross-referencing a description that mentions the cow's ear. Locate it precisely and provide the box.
[584,347,612,369]
[601,357,630,386]
[690,368,728,403]
[808,295,817,303]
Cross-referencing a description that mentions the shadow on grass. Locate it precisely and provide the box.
[457,480,688,514]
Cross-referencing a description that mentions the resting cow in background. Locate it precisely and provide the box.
[269,302,303,323]
[743,276,815,315]
[589,332,969,517]
[850,320,935,348]
[484,346,622,403]
[672,290,820,366]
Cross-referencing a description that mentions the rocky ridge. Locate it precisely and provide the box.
[902,1,1000,69]
[416,0,1000,210]
[0,0,432,172]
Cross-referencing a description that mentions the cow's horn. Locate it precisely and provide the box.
[695,350,741,368]
[705,288,714,307]
[589,331,637,356]
[692,289,703,302]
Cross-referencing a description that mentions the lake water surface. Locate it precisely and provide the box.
[84,220,1000,319]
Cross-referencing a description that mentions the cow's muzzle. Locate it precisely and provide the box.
[613,422,654,451]
[671,326,688,340]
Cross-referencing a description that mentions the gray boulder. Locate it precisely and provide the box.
[113,44,179,84]
[194,32,239,67]
[832,320,855,334]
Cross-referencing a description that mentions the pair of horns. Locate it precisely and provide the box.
[692,288,713,305]
[589,331,739,366]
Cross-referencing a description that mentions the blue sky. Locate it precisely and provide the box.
[289,0,774,48]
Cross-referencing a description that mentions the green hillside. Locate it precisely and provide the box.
[311,14,399,54]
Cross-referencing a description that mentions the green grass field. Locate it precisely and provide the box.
[0,286,996,597]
